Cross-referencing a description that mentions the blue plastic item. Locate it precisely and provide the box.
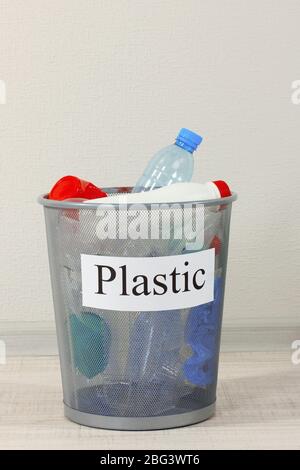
[69,312,111,379]
[183,277,223,386]
[132,128,202,192]
[175,128,203,152]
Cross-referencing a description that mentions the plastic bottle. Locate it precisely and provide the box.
[84,181,231,257]
[126,310,183,382]
[132,128,203,192]
[124,310,186,416]
[85,181,231,205]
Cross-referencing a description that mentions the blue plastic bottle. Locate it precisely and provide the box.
[132,128,203,192]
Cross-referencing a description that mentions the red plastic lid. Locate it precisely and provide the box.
[213,180,231,198]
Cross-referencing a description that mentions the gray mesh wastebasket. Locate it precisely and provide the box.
[39,187,237,430]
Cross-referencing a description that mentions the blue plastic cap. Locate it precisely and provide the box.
[175,128,203,153]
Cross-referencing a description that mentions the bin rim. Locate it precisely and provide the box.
[38,187,237,210]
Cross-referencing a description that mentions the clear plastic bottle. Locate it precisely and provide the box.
[126,310,183,383]
[132,128,202,192]
[124,310,186,415]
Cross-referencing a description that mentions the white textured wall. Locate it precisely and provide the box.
[1,0,300,330]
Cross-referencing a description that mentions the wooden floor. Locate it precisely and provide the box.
[0,351,299,450]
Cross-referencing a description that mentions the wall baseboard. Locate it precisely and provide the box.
[0,321,298,356]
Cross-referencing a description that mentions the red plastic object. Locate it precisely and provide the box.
[117,186,132,194]
[49,176,107,201]
[210,235,222,255]
[212,180,231,198]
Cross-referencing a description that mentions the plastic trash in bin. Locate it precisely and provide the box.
[133,128,202,192]
[126,309,183,382]
[49,175,107,201]
[122,309,187,416]
[86,181,230,205]
[94,310,188,418]
[86,181,231,257]
[69,312,111,379]
[183,276,223,386]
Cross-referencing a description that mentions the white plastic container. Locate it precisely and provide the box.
[85,181,231,205]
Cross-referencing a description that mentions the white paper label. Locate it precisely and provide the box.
[81,249,215,312]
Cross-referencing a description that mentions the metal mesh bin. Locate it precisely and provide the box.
[39,187,237,430]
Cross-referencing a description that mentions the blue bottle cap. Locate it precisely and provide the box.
[176,128,203,153]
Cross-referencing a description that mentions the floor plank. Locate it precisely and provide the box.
[0,352,299,450]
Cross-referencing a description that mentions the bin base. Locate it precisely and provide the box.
[64,402,215,431]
